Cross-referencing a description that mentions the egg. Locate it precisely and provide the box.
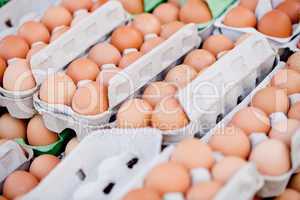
[271,69,300,95]
[117,98,153,128]
[276,1,300,24]
[123,188,161,200]
[160,21,184,39]
[29,154,60,180]
[39,73,76,105]
[183,49,216,72]
[140,37,164,54]
[168,0,180,7]
[275,189,300,200]
[151,97,189,131]
[3,171,39,199]
[0,113,26,139]
[212,156,247,184]
[72,81,108,115]
[230,106,270,136]
[289,173,300,192]
[251,87,290,115]
[50,26,70,42]
[202,34,234,57]
[26,42,47,62]
[66,58,99,84]
[0,35,29,60]
[249,139,291,176]
[111,26,144,52]
[209,126,251,159]
[186,181,223,200]
[171,138,214,169]
[18,21,50,45]
[239,0,258,11]
[65,137,79,155]
[133,13,161,36]
[224,6,257,28]
[96,66,121,86]
[179,0,212,23]
[287,52,300,73]
[0,196,8,200]
[0,57,7,83]
[119,0,143,14]
[153,3,179,24]
[61,0,93,13]
[164,64,197,89]
[88,43,121,67]
[41,6,72,31]
[27,115,58,146]
[118,51,143,69]
[3,58,36,91]
[258,10,292,38]
[144,162,190,195]
[142,81,177,107]
[288,102,300,121]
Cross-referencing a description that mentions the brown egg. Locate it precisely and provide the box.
[119,0,144,14]
[133,14,161,36]
[140,37,164,54]
[164,64,197,89]
[212,156,247,184]
[203,34,234,57]
[117,98,153,128]
[72,81,108,115]
[27,115,58,146]
[96,66,121,86]
[186,181,223,200]
[61,0,93,13]
[29,154,60,180]
[171,138,214,170]
[50,26,70,42]
[0,196,8,200]
[160,21,184,39]
[26,42,47,62]
[0,113,26,139]
[289,173,300,192]
[123,188,161,200]
[118,51,143,69]
[88,43,121,67]
[276,1,300,24]
[0,35,29,60]
[249,139,291,176]
[0,57,7,84]
[39,73,76,105]
[251,87,290,115]
[151,97,189,131]
[179,0,212,23]
[18,21,50,45]
[230,106,270,136]
[153,3,179,24]
[41,6,72,31]
[111,26,144,52]
[271,69,300,95]
[239,0,258,11]
[209,126,251,159]
[275,189,300,200]
[287,52,300,73]
[168,0,180,7]
[3,59,36,91]
[183,49,216,72]
[144,162,190,195]
[224,6,257,28]
[258,10,292,38]
[65,137,79,155]
[3,171,39,199]
[142,81,177,107]
[289,102,300,121]
[66,58,99,84]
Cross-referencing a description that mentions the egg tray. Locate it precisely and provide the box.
[0,1,129,120]
[112,145,264,200]
[201,62,300,198]
[33,23,202,140]
[281,34,300,53]
[214,0,300,49]
[21,128,162,200]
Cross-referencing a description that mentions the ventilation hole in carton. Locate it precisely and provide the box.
[109,114,116,123]
[194,133,202,139]
[76,169,86,181]
[127,158,138,169]
[216,114,224,124]
[103,182,115,194]
[237,95,244,104]
[5,19,12,27]
[255,77,260,86]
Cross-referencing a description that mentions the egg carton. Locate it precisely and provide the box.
[214,0,300,49]
[113,145,264,200]
[21,128,162,200]
[0,1,129,119]
[281,34,300,52]
[33,23,201,140]
[0,140,34,192]
[201,62,300,198]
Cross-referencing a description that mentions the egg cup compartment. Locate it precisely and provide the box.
[214,0,300,48]
[21,129,162,200]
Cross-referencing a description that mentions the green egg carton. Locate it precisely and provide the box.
[15,129,75,157]
[0,0,9,7]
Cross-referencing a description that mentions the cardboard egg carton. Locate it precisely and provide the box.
[21,128,162,200]
[214,0,300,49]
[113,145,264,200]
[201,62,300,198]
[33,24,201,139]
[0,1,129,119]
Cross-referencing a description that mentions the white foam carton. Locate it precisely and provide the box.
[282,34,300,52]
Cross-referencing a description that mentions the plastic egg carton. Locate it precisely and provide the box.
[201,62,300,198]
[113,145,264,200]
[214,0,300,49]
[0,1,129,119]
[33,23,201,139]
[21,128,162,200]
